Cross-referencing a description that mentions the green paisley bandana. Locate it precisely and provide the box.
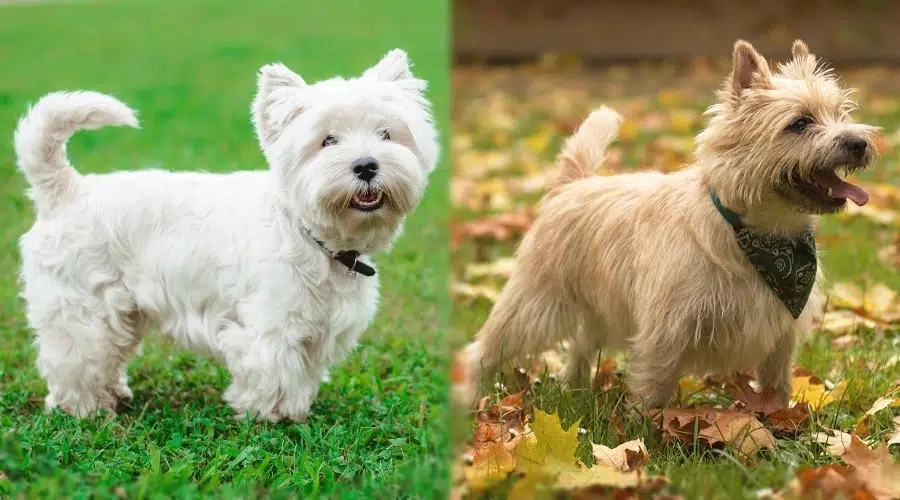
[710,192,817,319]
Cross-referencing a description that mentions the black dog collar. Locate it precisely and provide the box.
[303,227,375,277]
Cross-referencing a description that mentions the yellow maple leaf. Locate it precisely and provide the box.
[515,410,582,473]
[792,377,848,411]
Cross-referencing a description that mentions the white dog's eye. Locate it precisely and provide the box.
[322,135,338,147]
[380,130,391,141]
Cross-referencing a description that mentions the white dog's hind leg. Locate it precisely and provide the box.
[27,287,144,417]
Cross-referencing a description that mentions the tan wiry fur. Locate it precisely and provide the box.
[457,40,878,410]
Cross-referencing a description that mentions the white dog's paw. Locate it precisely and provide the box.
[46,390,118,418]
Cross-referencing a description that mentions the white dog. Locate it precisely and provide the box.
[14,49,438,421]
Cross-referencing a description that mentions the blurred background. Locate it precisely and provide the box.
[451,2,900,498]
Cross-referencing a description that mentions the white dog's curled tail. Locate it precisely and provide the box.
[553,106,622,188]
[14,91,139,212]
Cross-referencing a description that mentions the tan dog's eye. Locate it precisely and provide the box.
[380,130,391,141]
[788,118,812,134]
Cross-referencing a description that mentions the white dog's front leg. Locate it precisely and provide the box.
[221,330,323,423]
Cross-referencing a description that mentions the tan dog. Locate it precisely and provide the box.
[457,39,877,410]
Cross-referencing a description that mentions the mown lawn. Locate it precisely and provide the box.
[451,60,900,499]
[0,0,449,497]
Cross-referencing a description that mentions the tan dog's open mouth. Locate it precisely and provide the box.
[792,168,869,207]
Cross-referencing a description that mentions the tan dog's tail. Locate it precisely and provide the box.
[554,106,622,187]
[14,91,139,213]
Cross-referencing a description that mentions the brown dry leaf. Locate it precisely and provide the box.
[593,358,618,391]
[591,439,649,473]
[697,412,776,457]
[725,373,783,415]
[840,436,900,499]
[813,429,855,456]
[887,417,900,446]
[657,407,775,458]
[773,464,876,500]
[450,210,533,250]
[465,441,517,490]
[765,404,811,437]
[855,395,900,437]
[463,392,530,491]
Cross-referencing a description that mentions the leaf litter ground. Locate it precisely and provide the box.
[451,58,900,499]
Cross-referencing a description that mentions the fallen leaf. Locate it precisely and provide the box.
[840,436,900,499]
[765,404,811,437]
[726,373,783,415]
[451,210,533,249]
[465,441,516,490]
[593,358,618,391]
[698,412,776,457]
[887,417,900,446]
[792,372,848,411]
[813,429,855,456]
[591,439,648,473]
[515,410,582,474]
[774,464,876,500]
[820,310,877,334]
[678,376,706,396]
[657,407,775,458]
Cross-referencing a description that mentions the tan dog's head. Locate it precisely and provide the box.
[697,39,878,216]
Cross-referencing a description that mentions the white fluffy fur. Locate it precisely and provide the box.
[15,49,439,421]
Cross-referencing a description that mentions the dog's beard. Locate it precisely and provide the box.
[287,147,426,247]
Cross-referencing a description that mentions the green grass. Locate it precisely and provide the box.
[0,0,449,497]
[451,63,900,499]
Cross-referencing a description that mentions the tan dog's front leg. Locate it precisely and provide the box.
[628,339,685,411]
[756,329,797,407]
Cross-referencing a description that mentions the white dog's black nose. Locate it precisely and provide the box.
[352,157,379,182]
[843,136,868,158]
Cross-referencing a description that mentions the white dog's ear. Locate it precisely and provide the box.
[362,49,413,82]
[252,63,306,146]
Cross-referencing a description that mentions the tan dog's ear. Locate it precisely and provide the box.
[791,39,810,59]
[729,40,772,101]
[252,63,307,147]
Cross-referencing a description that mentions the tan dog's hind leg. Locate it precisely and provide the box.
[458,271,575,407]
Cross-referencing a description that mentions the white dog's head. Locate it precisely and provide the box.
[252,49,438,252]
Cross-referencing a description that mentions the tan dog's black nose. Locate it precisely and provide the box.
[843,136,868,158]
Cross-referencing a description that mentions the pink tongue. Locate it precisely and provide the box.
[359,192,378,203]
[811,170,869,206]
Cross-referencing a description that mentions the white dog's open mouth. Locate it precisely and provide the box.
[350,189,385,212]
